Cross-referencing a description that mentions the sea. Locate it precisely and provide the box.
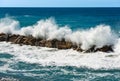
[0,8,120,81]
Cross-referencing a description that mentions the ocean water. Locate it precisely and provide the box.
[0,8,120,81]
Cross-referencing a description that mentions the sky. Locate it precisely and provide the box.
[0,0,120,7]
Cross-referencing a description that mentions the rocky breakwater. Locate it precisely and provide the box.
[0,33,113,52]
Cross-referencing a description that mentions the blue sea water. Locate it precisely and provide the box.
[0,8,120,31]
[0,8,120,81]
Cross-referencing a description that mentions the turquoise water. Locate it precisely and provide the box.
[0,8,120,81]
[0,52,120,81]
[0,50,120,81]
[0,8,120,31]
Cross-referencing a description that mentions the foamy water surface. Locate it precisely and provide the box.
[0,42,120,69]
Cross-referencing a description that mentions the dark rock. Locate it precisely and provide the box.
[0,33,10,42]
[22,36,36,45]
[65,42,73,49]
[13,35,24,44]
[85,45,96,53]
[39,40,46,47]
[45,40,52,47]
[51,39,59,48]
[9,34,19,42]
[95,45,113,52]
[72,44,78,50]
[76,47,83,52]
[0,33,6,41]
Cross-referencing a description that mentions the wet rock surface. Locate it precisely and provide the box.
[0,33,113,52]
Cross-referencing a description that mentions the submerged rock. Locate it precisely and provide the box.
[0,33,114,53]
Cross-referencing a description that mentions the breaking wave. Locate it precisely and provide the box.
[0,16,119,50]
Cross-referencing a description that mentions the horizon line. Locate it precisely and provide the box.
[0,7,120,8]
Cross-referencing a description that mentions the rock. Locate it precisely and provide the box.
[85,45,96,53]
[51,39,59,48]
[56,41,66,49]
[13,35,24,44]
[76,47,83,52]
[57,42,72,49]
[0,33,6,36]
[9,34,20,42]
[72,44,78,50]
[0,33,114,53]
[48,39,72,49]
[72,44,83,52]
[95,45,113,52]
[39,40,46,47]
[0,33,6,41]
[66,42,73,48]
[57,45,68,49]
[22,36,36,46]
[34,38,42,46]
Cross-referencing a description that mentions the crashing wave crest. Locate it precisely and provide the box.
[0,17,119,50]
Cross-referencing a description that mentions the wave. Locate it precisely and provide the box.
[0,17,119,51]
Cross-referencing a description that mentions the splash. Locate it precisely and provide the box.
[114,38,120,53]
[0,17,118,50]
[69,25,117,50]
[0,16,20,34]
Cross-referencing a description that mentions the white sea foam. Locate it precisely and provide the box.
[68,25,117,50]
[0,42,120,70]
[0,17,118,50]
[0,17,20,34]
[114,38,120,53]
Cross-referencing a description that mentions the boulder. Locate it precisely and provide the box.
[22,36,36,45]
[45,40,52,47]
[76,47,83,52]
[9,34,20,42]
[51,39,59,48]
[39,40,46,47]
[13,35,25,44]
[57,42,73,49]
[0,33,6,41]
[47,39,72,49]
[72,44,78,50]
[85,45,96,53]
[95,45,113,52]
